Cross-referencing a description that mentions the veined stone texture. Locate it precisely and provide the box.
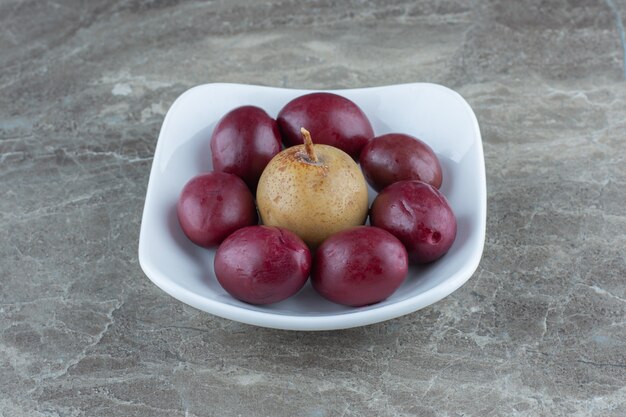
[1,1,625,416]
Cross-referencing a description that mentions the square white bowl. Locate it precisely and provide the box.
[138,83,486,331]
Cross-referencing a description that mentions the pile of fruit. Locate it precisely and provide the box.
[177,92,457,307]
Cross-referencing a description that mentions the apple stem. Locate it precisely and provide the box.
[300,127,318,163]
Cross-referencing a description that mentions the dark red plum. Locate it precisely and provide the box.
[312,226,408,307]
[360,133,442,192]
[277,92,374,159]
[210,106,282,191]
[177,172,257,248]
[214,226,312,305]
[370,180,456,264]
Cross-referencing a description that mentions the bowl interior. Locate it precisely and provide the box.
[139,83,485,329]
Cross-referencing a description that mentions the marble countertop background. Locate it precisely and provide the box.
[1,1,625,416]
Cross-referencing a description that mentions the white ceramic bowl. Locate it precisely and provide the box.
[138,83,486,331]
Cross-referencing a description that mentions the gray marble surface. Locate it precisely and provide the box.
[1,1,626,416]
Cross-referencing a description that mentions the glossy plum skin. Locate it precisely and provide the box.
[214,226,312,305]
[210,106,282,191]
[277,93,374,159]
[177,172,257,248]
[312,226,408,307]
[360,133,442,192]
[370,181,456,264]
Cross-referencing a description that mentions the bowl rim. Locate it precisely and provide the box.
[138,82,486,331]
